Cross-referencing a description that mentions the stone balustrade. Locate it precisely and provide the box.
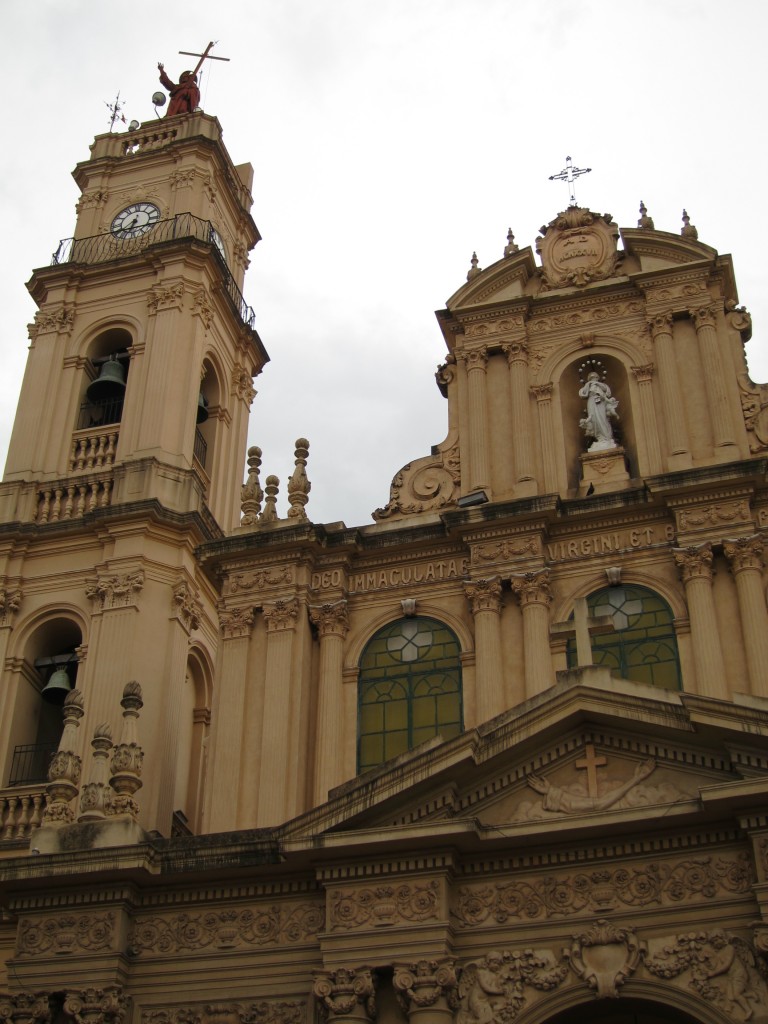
[0,787,46,843]
[70,427,119,472]
[35,475,113,523]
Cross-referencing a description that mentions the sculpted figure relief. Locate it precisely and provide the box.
[579,372,619,451]
[526,759,656,814]
[157,63,201,117]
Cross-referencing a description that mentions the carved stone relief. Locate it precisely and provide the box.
[172,581,202,633]
[16,913,115,957]
[454,949,568,1024]
[314,968,375,1022]
[141,1002,303,1024]
[453,853,753,926]
[567,919,644,997]
[0,586,22,627]
[147,283,185,314]
[228,568,293,594]
[29,305,76,339]
[373,444,460,521]
[472,537,539,565]
[128,901,323,955]
[85,571,144,610]
[329,880,440,931]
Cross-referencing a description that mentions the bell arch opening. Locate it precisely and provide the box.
[544,997,705,1023]
[79,327,132,431]
[3,617,82,787]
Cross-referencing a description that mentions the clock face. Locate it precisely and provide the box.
[111,203,161,239]
[210,226,227,263]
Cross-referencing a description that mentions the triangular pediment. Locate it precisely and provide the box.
[280,670,768,851]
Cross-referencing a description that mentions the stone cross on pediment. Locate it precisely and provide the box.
[551,596,615,667]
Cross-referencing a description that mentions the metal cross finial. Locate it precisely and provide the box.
[178,40,231,79]
[549,155,592,207]
[105,90,127,132]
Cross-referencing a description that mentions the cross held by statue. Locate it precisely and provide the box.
[179,41,231,79]
[551,596,615,668]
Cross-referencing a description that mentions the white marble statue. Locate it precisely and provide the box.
[579,372,619,451]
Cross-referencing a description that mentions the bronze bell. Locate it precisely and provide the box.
[41,666,73,705]
[86,354,126,402]
[196,392,209,424]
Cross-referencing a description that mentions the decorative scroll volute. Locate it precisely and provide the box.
[723,535,764,574]
[393,959,457,1013]
[464,577,502,615]
[673,543,714,584]
[509,568,553,608]
[313,968,375,1023]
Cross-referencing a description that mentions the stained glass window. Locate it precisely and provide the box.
[566,585,681,690]
[358,617,463,772]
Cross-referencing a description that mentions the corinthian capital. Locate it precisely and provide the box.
[219,605,255,639]
[0,994,52,1024]
[310,600,349,638]
[502,340,529,364]
[460,347,489,371]
[647,311,673,338]
[510,568,553,607]
[263,597,300,632]
[688,304,718,329]
[464,577,502,615]
[63,988,127,1024]
[393,959,457,1011]
[313,967,375,1021]
[723,535,765,574]
[673,542,714,583]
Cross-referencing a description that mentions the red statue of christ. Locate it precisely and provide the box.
[157,64,200,117]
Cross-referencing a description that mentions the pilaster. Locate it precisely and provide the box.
[689,304,738,458]
[531,384,557,493]
[459,347,491,493]
[310,600,349,803]
[647,312,691,468]
[673,543,727,698]
[464,578,504,723]
[509,568,553,697]
[723,535,768,699]
[503,340,536,495]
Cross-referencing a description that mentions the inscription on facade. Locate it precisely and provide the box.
[314,559,471,594]
[546,524,674,562]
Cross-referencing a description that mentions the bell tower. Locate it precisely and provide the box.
[0,105,268,837]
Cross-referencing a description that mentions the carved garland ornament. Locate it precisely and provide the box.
[129,902,323,955]
[330,880,439,931]
[454,949,568,1024]
[228,568,293,593]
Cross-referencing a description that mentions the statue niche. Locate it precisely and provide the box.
[559,356,634,497]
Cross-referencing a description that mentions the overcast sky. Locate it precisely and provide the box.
[2,0,767,527]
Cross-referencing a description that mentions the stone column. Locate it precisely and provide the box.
[258,597,301,825]
[465,578,504,722]
[689,304,737,456]
[531,384,557,493]
[723,535,768,698]
[309,600,349,803]
[673,543,726,698]
[504,340,536,492]
[460,347,491,492]
[314,967,375,1024]
[630,364,663,475]
[648,313,691,464]
[394,960,457,1024]
[206,605,254,832]
[510,569,554,697]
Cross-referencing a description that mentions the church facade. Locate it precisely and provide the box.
[1,105,768,1024]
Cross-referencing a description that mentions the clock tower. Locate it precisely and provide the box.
[0,111,267,836]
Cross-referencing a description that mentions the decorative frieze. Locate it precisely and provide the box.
[330,880,440,931]
[17,912,115,957]
[453,852,753,927]
[141,1003,303,1024]
[472,537,539,565]
[129,901,323,955]
[85,571,144,610]
[229,567,293,593]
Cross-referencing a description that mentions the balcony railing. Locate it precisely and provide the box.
[51,214,256,329]
[194,427,208,469]
[9,743,57,786]
[1,787,47,843]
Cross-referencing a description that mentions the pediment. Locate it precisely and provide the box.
[280,671,768,849]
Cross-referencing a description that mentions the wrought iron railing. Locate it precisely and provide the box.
[77,395,124,430]
[194,427,208,469]
[51,214,256,329]
[9,743,57,786]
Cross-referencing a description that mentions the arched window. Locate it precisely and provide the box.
[357,616,463,773]
[79,328,131,430]
[566,585,681,690]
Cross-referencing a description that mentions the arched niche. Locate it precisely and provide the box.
[173,645,213,833]
[558,354,637,495]
[194,354,225,476]
[3,615,83,787]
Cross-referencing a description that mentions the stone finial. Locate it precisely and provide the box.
[503,228,519,257]
[287,438,311,521]
[681,209,698,239]
[42,688,85,825]
[240,445,263,526]
[260,475,280,523]
[79,723,114,822]
[466,252,481,281]
[637,201,654,230]
[110,681,144,820]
